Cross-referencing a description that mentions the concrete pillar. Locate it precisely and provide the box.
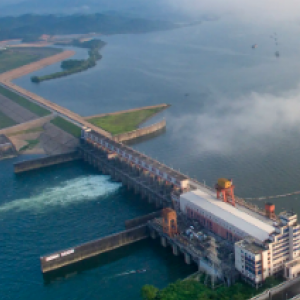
[184,252,191,265]
[150,230,157,239]
[161,236,167,247]
[173,244,179,256]
[156,199,161,208]
[198,259,201,271]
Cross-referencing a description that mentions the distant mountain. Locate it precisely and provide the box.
[0,0,175,20]
[0,13,180,41]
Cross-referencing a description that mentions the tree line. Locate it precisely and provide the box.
[31,39,105,83]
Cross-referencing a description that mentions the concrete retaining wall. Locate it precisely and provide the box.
[125,210,163,229]
[249,277,300,300]
[0,114,54,135]
[84,104,170,120]
[14,151,81,173]
[113,120,166,143]
[0,134,17,159]
[40,225,149,273]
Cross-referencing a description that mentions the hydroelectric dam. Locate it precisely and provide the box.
[34,127,290,289]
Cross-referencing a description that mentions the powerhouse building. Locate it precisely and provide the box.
[176,187,300,287]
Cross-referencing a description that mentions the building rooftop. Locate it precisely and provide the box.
[236,240,267,254]
[181,189,276,242]
[279,211,297,220]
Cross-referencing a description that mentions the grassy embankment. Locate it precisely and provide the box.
[0,47,62,73]
[31,39,105,83]
[141,276,283,300]
[50,117,81,138]
[0,110,16,129]
[87,107,166,135]
[19,139,39,152]
[7,127,44,137]
[0,86,50,117]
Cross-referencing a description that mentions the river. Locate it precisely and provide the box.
[3,16,300,299]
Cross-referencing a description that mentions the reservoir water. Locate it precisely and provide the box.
[3,16,300,299]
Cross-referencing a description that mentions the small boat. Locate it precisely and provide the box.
[136,269,146,273]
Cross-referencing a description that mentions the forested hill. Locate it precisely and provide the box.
[0,14,179,41]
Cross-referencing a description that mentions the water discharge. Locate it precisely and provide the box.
[0,175,121,213]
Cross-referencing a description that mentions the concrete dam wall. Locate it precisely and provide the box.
[113,120,166,143]
[125,210,163,229]
[40,225,149,273]
[14,151,81,173]
[0,134,17,160]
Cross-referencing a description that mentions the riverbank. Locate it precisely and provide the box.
[0,50,75,82]
[0,47,62,74]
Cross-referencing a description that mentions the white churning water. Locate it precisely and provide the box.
[0,175,121,213]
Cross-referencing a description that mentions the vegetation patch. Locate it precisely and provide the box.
[0,86,50,117]
[0,47,62,74]
[31,39,105,82]
[87,107,166,135]
[0,110,16,129]
[141,276,283,300]
[50,116,81,138]
[19,139,39,152]
[7,126,44,137]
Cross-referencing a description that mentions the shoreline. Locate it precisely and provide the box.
[0,50,75,82]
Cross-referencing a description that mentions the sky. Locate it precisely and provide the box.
[1,0,300,23]
[167,0,300,23]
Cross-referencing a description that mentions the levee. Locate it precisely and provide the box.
[40,224,149,273]
[14,151,81,173]
[112,120,166,143]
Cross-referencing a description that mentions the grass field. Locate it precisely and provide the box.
[7,126,44,137]
[51,116,81,138]
[0,86,50,117]
[0,47,62,74]
[19,139,39,152]
[87,107,166,135]
[0,110,16,129]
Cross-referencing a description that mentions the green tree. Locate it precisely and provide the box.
[233,293,246,300]
[31,76,40,83]
[141,285,159,300]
